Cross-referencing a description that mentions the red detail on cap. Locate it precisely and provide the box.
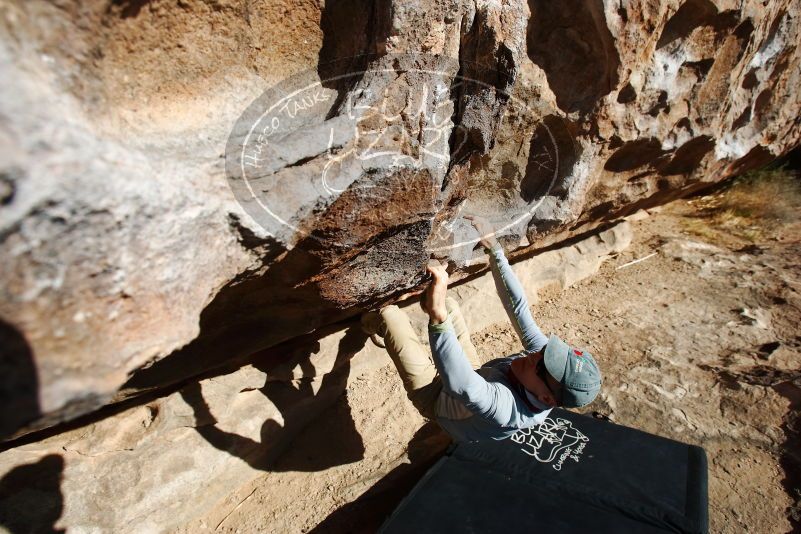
[574,350,583,356]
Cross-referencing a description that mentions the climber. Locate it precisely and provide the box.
[361,215,602,443]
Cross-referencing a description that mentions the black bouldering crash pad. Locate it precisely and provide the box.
[380,409,708,533]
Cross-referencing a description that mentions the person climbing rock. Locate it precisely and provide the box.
[361,215,602,442]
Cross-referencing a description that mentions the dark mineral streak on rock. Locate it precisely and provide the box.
[521,115,580,202]
[450,7,519,163]
[526,0,620,115]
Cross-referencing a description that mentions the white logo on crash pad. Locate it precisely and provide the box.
[507,417,589,470]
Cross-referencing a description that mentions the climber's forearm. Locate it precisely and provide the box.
[426,305,448,325]
[428,319,493,407]
[486,243,548,353]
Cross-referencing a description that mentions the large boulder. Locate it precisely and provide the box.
[0,222,631,532]
[0,0,799,437]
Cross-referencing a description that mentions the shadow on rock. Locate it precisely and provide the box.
[0,454,65,534]
[180,325,368,472]
[122,237,331,397]
[308,421,450,534]
[317,0,377,104]
[0,319,40,440]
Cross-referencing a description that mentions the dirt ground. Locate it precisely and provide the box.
[176,192,801,534]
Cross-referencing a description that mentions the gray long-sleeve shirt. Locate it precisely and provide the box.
[429,244,552,442]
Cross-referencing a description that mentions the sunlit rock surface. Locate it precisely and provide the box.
[0,0,799,437]
[0,222,631,532]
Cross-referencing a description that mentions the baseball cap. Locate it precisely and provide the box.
[543,334,602,408]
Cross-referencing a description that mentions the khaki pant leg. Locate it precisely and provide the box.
[380,305,440,419]
[445,296,481,369]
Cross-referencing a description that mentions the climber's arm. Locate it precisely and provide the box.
[428,319,505,417]
[486,243,549,353]
[465,215,548,354]
[423,260,504,417]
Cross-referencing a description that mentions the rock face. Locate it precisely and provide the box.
[0,0,799,437]
[0,223,631,532]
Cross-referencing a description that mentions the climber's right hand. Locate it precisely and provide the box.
[424,260,449,325]
[425,260,448,285]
